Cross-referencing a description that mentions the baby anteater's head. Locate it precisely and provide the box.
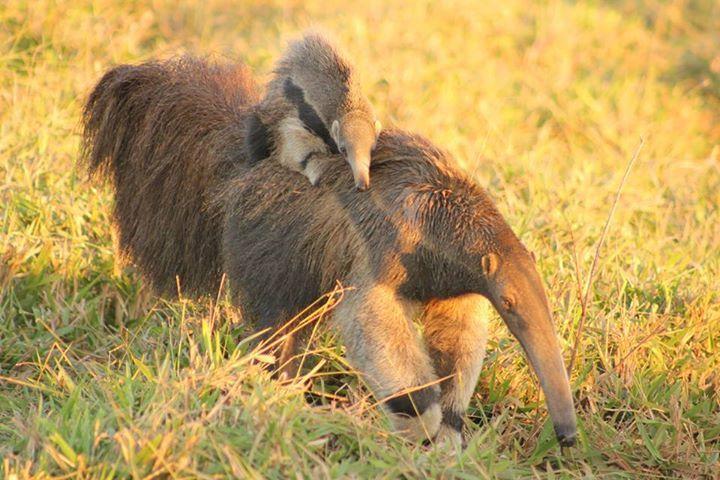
[331,111,381,191]
[273,31,383,191]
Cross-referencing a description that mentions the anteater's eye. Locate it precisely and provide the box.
[339,145,347,156]
[501,297,514,312]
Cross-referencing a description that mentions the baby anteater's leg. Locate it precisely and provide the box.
[277,117,331,186]
[333,282,442,442]
[420,294,489,450]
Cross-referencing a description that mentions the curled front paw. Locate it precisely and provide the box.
[303,153,331,187]
[433,424,463,454]
[392,403,442,442]
[385,384,441,442]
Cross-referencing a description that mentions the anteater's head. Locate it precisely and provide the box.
[331,111,381,191]
[404,155,579,448]
[477,235,577,447]
[407,158,579,448]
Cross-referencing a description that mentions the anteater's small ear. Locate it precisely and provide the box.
[374,119,382,134]
[481,252,499,277]
[530,250,536,262]
[331,120,340,141]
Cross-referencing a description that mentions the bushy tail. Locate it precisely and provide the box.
[81,56,260,296]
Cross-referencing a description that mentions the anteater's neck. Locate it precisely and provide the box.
[395,173,519,301]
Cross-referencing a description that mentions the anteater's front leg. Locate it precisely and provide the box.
[333,282,442,442]
[421,294,489,449]
[277,117,332,186]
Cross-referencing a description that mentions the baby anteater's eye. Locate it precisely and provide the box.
[339,145,347,156]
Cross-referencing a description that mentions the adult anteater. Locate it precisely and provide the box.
[81,56,576,449]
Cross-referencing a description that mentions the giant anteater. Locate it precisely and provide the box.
[81,56,576,448]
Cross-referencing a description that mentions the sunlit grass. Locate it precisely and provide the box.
[1,0,719,477]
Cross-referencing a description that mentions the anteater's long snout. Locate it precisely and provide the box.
[509,317,577,447]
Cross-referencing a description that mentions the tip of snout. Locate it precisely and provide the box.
[557,432,577,448]
[554,425,577,448]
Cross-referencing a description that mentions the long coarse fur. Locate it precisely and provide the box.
[82,56,513,321]
[82,56,260,296]
[217,129,514,329]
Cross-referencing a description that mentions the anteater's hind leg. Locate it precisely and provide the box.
[420,294,489,450]
[333,281,441,442]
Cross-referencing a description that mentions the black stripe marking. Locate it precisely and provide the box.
[244,111,272,164]
[442,409,464,432]
[283,77,339,154]
[386,386,438,417]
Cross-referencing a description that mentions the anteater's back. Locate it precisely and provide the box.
[81,57,260,296]
[214,128,488,329]
[81,56,491,325]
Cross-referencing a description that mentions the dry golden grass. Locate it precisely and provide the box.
[1,0,719,477]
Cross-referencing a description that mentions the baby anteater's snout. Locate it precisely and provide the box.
[355,172,370,191]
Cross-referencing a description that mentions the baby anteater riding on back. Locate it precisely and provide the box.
[245,32,381,191]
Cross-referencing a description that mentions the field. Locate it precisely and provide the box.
[1,0,719,477]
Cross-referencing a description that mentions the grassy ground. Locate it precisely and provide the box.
[1,0,719,477]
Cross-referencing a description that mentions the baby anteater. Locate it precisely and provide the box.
[245,32,381,190]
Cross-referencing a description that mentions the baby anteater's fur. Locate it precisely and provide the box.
[245,32,380,190]
[82,56,577,449]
